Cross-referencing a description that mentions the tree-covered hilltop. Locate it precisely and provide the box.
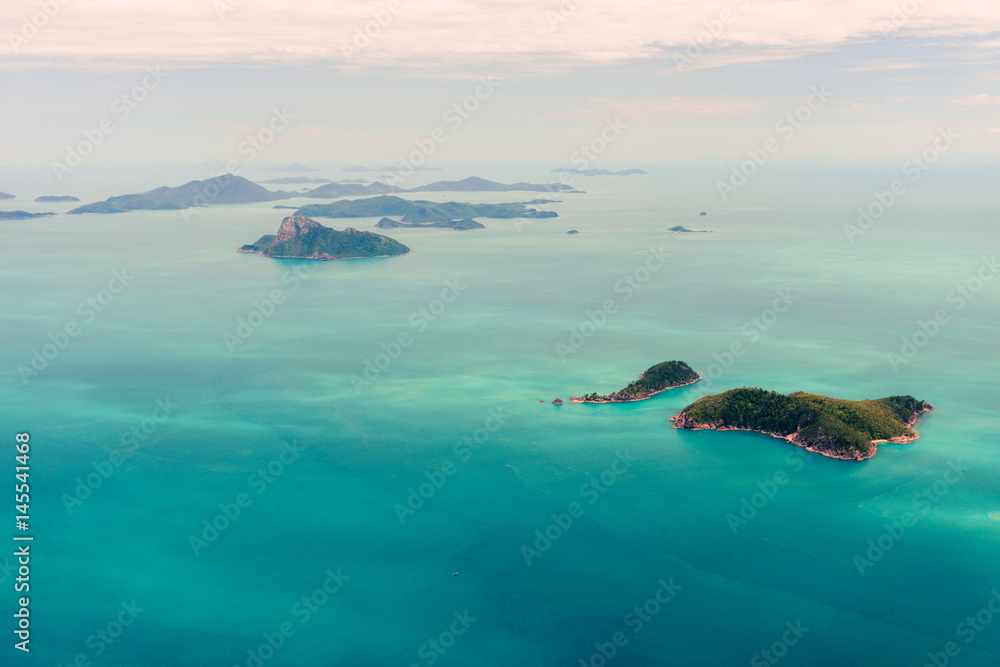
[573,361,700,403]
[672,388,932,460]
[294,195,558,223]
[238,216,409,260]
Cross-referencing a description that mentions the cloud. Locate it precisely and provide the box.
[951,94,1000,106]
[1,0,998,74]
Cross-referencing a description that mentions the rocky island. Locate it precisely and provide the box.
[571,361,700,403]
[238,215,409,260]
[671,388,933,461]
[35,196,80,202]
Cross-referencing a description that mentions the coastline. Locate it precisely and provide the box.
[235,249,411,260]
[669,404,934,462]
[570,375,701,404]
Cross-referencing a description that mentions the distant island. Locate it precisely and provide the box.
[699,211,707,216]
[671,388,933,461]
[571,361,700,403]
[524,199,561,205]
[375,217,484,231]
[238,215,409,260]
[69,175,293,214]
[566,229,579,234]
[344,164,442,173]
[257,177,337,185]
[35,196,79,202]
[0,210,55,219]
[669,226,710,233]
[0,192,15,199]
[69,175,579,214]
[295,195,558,224]
[551,168,646,176]
[267,163,320,172]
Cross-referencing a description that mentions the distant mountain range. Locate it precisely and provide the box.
[68,175,577,214]
[550,168,646,176]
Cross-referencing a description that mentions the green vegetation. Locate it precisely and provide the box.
[577,361,700,402]
[295,195,557,223]
[674,388,932,458]
[239,216,409,260]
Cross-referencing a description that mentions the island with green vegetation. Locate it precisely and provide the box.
[571,361,700,403]
[296,195,557,224]
[375,217,484,231]
[0,210,55,219]
[238,215,409,260]
[670,388,933,460]
[35,196,80,202]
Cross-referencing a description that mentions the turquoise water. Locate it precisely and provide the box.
[2,165,999,665]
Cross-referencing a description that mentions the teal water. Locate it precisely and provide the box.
[1,165,999,665]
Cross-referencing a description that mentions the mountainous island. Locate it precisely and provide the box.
[69,175,293,213]
[69,175,579,214]
[295,195,558,224]
[551,168,646,176]
[238,215,409,260]
[571,361,700,403]
[671,388,933,460]
[1,192,15,199]
[35,196,79,202]
[0,210,56,219]
[375,217,484,231]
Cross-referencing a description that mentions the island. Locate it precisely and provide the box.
[0,192,15,199]
[566,230,579,235]
[669,226,710,233]
[670,388,933,461]
[295,195,557,224]
[375,217,484,231]
[238,215,409,260]
[571,361,700,403]
[35,196,79,202]
[551,168,646,176]
[69,174,294,213]
[69,175,580,214]
[699,211,707,216]
[524,199,561,205]
[0,210,55,219]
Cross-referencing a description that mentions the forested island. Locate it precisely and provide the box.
[238,215,409,260]
[571,361,700,403]
[671,388,933,460]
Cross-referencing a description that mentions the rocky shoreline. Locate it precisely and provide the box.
[571,376,700,404]
[670,403,934,461]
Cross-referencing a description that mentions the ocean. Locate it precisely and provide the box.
[1,164,998,665]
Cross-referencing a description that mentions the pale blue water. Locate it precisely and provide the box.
[1,165,998,665]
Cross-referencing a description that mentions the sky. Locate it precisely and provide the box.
[1,0,998,171]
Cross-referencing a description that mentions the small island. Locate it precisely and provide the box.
[375,216,484,231]
[35,196,80,202]
[566,230,579,235]
[238,215,409,260]
[571,361,700,403]
[669,226,710,233]
[0,192,14,199]
[671,388,933,461]
[0,210,55,219]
